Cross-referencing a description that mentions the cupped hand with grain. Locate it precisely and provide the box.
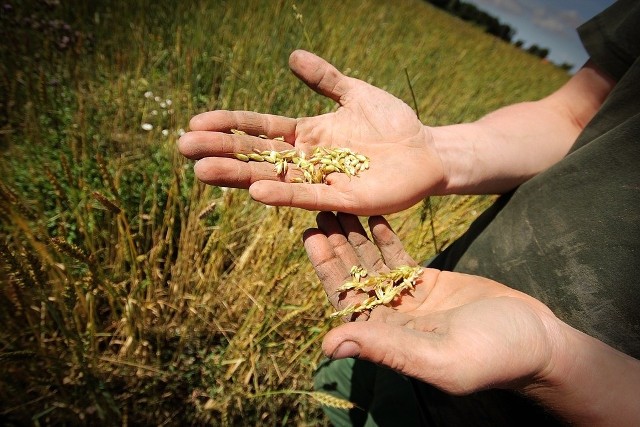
[178,49,445,216]
[303,212,640,425]
[179,51,609,215]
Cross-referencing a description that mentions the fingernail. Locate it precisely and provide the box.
[331,341,360,359]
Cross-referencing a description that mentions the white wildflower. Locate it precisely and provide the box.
[162,129,169,136]
[141,123,153,131]
[144,91,153,98]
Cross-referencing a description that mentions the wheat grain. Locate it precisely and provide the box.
[96,152,119,197]
[92,191,122,214]
[60,154,74,185]
[50,237,91,264]
[229,132,370,184]
[0,243,25,314]
[198,201,217,220]
[44,166,67,203]
[0,183,36,220]
[309,391,356,409]
[251,389,357,411]
[331,265,423,318]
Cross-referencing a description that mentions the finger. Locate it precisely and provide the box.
[315,212,360,269]
[302,227,351,290]
[288,50,354,104]
[368,216,417,268]
[194,157,302,188]
[324,312,529,396]
[322,321,442,384]
[178,131,293,160]
[303,227,359,311]
[248,180,357,213]
[336,213,387,273]
[188,110,297,141]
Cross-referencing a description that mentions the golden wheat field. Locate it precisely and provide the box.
[0,0,569,424]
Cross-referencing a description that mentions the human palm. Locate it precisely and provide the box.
[303,212,560,395]
[179,50,444,215]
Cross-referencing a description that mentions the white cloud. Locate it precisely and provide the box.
[531,7,582,35]
[473,0,525,15]
[473,0,583,36]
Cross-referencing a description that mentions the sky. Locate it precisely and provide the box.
[468,0,616,71]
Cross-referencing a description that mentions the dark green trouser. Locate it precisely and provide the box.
[314,358,564,426]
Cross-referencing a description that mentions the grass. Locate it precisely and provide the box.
[0,0,569,424]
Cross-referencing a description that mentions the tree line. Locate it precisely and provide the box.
[424,0,573,70]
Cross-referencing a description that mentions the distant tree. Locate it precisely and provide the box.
[428,0,458,9]
[514,40,524,48]
[426,0,514,43]
[559,62,574,71]
[537,47,549,59]
[423,0,524,44]
[493,23,514,42]
[527,44,549,59]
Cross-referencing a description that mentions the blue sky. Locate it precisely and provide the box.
[468,0,616,71]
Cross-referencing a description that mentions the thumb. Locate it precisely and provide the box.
[322,320,431,378]
[288,50,353,103]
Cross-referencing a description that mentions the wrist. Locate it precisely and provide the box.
[427,123,488,195]
[522,315,640,426]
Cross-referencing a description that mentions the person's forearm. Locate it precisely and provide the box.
[524,319,640,426]
[430,101,579,194]
[429,61,615,195]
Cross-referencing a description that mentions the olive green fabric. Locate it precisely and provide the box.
[314,358,423,426]
[315,358,559,427]
[432,0,640,358]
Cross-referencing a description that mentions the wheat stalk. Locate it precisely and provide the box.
[308,391,356,410]
[92,191,122,214]
[331,265,423,318]
[249,389,357,410]
[44,166,68,204]
[60,153,75,186]
[0,242,25,313]
[197,201,217,220]
[96,152,120,197]
[0,183,36,219]
[50,237,91,264]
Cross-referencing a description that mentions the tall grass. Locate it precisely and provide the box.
[0,0,568,424]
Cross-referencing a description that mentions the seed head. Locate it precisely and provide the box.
[331,265,423,318]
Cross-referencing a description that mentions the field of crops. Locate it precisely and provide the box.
[0,0,569,424]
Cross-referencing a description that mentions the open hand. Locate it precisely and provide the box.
[178,50,445,215]
[303,212,562,395]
